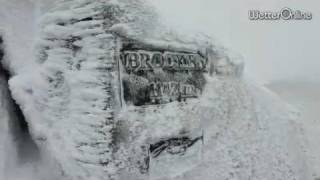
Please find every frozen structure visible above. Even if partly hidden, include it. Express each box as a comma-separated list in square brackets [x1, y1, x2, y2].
[0, 0, 308, 180]
[28, 1, 217, 178]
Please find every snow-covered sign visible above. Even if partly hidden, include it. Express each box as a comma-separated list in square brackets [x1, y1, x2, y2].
[114, 41, 207, 176]
[119, 48, 208, 106]
[120, 51, 207, 71]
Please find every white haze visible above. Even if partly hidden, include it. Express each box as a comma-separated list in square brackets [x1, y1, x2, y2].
[2, 0, 320, 83]
[151, 0, 320, 84]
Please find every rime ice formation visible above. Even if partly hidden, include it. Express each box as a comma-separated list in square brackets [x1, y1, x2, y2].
[0, 0, 309, 180]
[8, 1, 164, 179]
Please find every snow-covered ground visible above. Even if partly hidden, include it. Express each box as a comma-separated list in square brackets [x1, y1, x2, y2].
[268, 81, 320, 180]
[151, 78, 308, 180]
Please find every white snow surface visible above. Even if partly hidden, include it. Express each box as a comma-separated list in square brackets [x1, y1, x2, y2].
[0, 0, 311, 180]
[115, 76, 307, 180]
[162, 77, 305, 180]
[268, 81, 320, 180]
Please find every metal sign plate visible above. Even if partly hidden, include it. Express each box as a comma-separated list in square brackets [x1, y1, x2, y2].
[120, 50, 208, 106]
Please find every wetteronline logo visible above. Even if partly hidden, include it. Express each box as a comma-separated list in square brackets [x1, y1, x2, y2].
[249, 7, 312, 21]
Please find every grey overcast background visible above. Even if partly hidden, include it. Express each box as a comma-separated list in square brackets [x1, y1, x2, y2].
[3, 0, 319, 84]
[151, 0, 320, 84]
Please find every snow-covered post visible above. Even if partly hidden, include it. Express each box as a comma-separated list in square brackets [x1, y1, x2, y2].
[36, 1, 124, 179]
[34, 0, 160, 179]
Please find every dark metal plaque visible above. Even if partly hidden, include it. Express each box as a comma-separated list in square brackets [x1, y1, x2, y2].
[120, 50, 208, 106]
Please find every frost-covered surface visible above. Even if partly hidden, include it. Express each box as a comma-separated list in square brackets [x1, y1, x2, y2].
[268, 81, 320, 180]
[8, 0, 164, 179]
[177, 77, 306, 180]
[115, 100, 203, 177]
[0, 0, 312, 180]
[114, 76, 306, 180]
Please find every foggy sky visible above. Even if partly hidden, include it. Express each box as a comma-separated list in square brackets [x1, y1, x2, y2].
[1, 0, 320, 84]
[151, 0, 320, 84]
